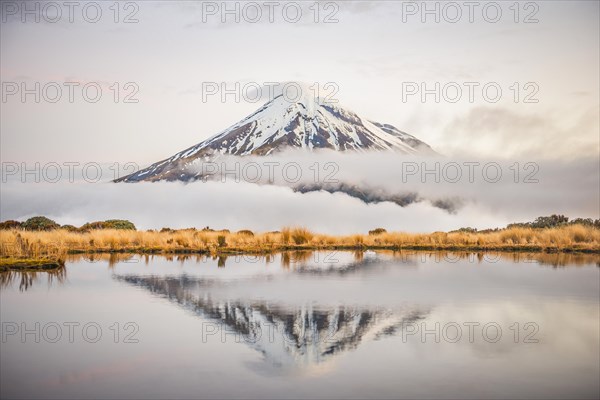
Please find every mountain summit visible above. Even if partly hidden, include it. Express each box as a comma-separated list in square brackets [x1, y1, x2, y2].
[117, 90, 436, 182]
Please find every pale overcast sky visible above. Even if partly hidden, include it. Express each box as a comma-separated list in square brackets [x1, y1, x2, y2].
[1, 0, 599, 164]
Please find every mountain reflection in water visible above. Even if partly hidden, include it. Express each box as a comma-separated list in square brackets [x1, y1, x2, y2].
[108, 249, 599, 371]
[1, 250, 599, 398]
[114, 251, 430, 371]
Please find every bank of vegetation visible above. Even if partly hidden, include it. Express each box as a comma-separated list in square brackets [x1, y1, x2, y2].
[0, 215, 598, 270]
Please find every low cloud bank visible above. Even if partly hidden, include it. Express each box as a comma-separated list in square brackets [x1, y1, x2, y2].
[1, 152, 598, 234]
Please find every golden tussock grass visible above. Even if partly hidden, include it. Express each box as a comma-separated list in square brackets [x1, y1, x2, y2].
[1, 224, 599, 263]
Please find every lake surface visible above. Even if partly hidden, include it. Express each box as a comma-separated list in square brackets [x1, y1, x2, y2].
[1, 251, 599, 399]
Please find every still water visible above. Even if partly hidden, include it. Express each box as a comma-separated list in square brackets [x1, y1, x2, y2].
[1, 251, 599, 399]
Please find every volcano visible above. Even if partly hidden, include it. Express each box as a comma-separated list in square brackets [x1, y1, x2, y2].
[116, 89, 436, 182]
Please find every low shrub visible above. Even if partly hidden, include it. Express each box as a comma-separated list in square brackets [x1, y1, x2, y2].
[450, 227, 478, 234]
[22, 216, 60, 231]
[80, 219, 136, 231]
[0, 220, 22, 230]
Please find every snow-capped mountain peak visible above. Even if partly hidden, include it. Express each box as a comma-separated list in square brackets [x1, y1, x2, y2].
[117, 89, 436, 182]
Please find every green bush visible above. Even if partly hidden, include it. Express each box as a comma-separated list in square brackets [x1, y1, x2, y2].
[507, 215, 571, 230]
[506, 223, 529, 229]
[217, 235, 227, 248]
[0, 220, 22, 230]
[103, 219, 136, 230]
[530, 215, 569, 229]
[236, 230, 254, 236]
[368, 228, 387, 235]
[22, 216, 60, 231]
[80, 219, 136, 231]
[450, 227, 478, 233]
[569, 218, 600, 228]
[79, 221, 105, 231]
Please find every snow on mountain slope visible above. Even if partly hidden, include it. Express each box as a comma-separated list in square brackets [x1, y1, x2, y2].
[116, 92, 436, 182]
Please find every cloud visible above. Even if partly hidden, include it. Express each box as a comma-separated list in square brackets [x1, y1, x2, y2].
[439, 106, 600, 159]
[1, 151, 598, 233]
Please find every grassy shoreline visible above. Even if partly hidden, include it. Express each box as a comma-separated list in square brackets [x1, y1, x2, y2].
[0, 258, 64, 272]
[1, 224, 599, 268]
[60, 243, 600, 255]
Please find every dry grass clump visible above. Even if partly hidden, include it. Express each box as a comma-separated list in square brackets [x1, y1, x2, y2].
[289, 227, 313, 245]
[281, 227, 291, 244]
[0, 231, 67, 260]
[0, 224, 598, 260]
